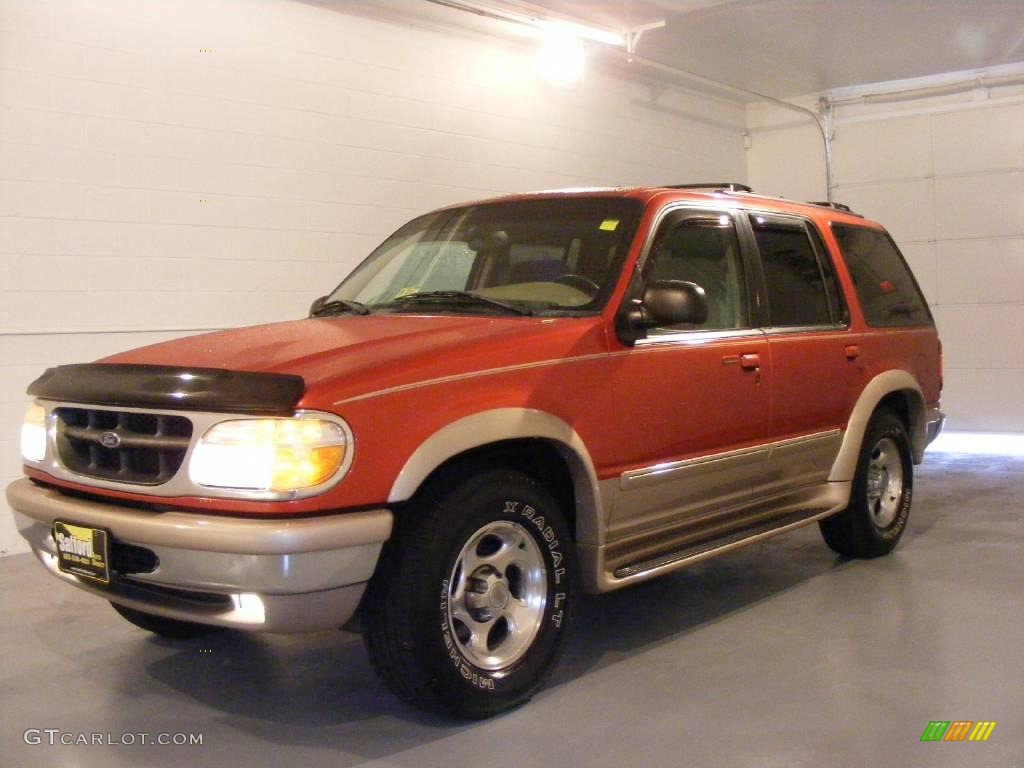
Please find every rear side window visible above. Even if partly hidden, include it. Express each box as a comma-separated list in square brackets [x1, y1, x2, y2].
[751, 216, 841, 327]
[832, 224, 932, 327]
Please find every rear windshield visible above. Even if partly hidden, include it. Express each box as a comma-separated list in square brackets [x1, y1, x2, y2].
[832, 224, 932, 327]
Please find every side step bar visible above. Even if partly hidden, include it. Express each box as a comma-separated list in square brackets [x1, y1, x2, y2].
[613, 508, 830, 580]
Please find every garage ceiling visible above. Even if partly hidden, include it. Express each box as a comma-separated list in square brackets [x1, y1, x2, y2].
[403, 0, 1024, 98]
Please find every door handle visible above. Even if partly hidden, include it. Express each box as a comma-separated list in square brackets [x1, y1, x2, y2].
[740, 353, 761, 370]
[845, 345, 861, 360]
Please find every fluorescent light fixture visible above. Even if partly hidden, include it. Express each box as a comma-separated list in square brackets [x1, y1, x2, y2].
[928, 431, 1024, 457]
[535, 25, 585, 85]
[429, 1, 626, 47]
[426, 1, 662, 85]
[540, 19, 623, 47]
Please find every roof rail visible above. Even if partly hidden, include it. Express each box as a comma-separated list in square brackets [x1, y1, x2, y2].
[808, 201, 863, 217]
[663, 182, 753, 193]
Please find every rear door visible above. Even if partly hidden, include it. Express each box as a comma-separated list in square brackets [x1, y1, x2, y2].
[745, 212, 858, 495]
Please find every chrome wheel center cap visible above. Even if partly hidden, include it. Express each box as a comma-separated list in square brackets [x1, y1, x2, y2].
[489, 581, 510, 611]
[868, 468, 885, 496]
[466, 569, 508, 620]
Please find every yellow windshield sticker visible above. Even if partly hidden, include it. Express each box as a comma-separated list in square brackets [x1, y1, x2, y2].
[599, 218, 619, 232]
[396, 287, 419, 298]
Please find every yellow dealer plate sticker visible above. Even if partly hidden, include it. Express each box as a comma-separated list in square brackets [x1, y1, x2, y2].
[599, 218, 619, 232]
[53, 521, 110, 584]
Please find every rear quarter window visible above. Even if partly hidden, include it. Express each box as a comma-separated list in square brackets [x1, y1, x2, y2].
[832, 224, 932, 327]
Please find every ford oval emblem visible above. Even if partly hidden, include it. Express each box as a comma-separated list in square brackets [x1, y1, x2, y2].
[99, 431, 121, 449]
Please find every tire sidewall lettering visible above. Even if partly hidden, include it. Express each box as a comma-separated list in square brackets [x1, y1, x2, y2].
[873, 427, 913, 540]
[437, 495, 570, 695]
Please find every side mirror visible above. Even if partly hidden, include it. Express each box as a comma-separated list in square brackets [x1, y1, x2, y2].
[309, 296, 328, 317]
[630, 280, 708, 328]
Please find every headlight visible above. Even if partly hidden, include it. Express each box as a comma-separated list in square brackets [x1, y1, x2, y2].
[189, 415, 350, 493]
[21, 403, 47, 462]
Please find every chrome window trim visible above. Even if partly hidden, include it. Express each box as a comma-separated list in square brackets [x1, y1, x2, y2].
[634, 328, 765, 347]
[761, 323, 849, 336]
[25, 399, 354, 502]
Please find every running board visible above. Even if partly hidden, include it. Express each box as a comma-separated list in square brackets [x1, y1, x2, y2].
[613, 508, 829, 580]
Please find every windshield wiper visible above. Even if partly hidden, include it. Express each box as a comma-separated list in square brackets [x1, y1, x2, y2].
[310, 299, 371, 317]
[389, 291, 532, 316]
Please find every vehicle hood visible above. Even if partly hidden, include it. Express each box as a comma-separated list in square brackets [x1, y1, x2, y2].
[100, 314, 608, 407]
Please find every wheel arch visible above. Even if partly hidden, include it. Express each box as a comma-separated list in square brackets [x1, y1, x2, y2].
[388, 408, 604, 547]
[829, 370, 928, 482]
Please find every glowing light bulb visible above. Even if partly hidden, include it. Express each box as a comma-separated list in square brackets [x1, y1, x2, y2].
[535, 26, 584, 86]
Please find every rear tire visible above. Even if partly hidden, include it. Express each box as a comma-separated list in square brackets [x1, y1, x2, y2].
[110, 602, 219, 639]
[820, 409, 914, 558]
[363, 469, 575, 719]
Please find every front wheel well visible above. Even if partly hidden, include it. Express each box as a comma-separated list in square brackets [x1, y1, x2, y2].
[405, 439, 578, 541]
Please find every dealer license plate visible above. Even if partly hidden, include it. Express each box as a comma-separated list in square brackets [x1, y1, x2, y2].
[53, 521, 110, 584]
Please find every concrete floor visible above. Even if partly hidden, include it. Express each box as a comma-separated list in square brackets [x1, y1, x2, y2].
[2, 450, 1022, 768]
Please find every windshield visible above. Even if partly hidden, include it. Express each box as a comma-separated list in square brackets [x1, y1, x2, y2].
[325, 197, 642, 315]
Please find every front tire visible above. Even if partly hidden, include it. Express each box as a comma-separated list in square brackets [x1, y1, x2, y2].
[820, 409, 914, 558]
[363, 469, 575, 719]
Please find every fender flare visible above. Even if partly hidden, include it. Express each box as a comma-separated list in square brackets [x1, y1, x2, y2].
[829, 370, 927, 482]
[387, 408, 606, 546]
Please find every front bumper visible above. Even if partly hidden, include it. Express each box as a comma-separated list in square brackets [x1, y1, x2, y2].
[7, 478, 392, 633]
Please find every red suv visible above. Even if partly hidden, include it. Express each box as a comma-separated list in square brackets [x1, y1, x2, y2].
[10, 183, 943, 718]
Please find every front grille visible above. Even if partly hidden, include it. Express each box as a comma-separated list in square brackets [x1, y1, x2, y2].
[54, 407, 193, 485]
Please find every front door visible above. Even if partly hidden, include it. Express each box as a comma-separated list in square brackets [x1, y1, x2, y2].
[607, 207, 770, 566]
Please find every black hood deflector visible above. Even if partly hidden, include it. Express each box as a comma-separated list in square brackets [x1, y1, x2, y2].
[28, 364, 305, 416]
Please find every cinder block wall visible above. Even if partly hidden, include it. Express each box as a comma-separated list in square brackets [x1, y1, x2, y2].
[0, 0, 747, 554]
[747, 79, 1024, 432]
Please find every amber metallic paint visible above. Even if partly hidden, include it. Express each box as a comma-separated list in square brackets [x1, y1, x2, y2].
[19, 189, 941, 569]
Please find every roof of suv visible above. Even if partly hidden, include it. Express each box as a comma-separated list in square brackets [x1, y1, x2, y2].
[460, 184, 881, 230]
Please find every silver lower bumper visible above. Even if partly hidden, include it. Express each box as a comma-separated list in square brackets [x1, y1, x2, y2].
[8, 478, 392, 633]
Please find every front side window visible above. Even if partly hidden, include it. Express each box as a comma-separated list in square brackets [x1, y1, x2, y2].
[752, 215, 841, 327]
[832, 224, 932, 327]
[642, 211, 749, 332]
[326, 198, 642, 316]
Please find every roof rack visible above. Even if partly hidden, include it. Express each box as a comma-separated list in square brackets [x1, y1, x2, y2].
[808, 201, 863, 217]
[663, 183, 753, 193]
